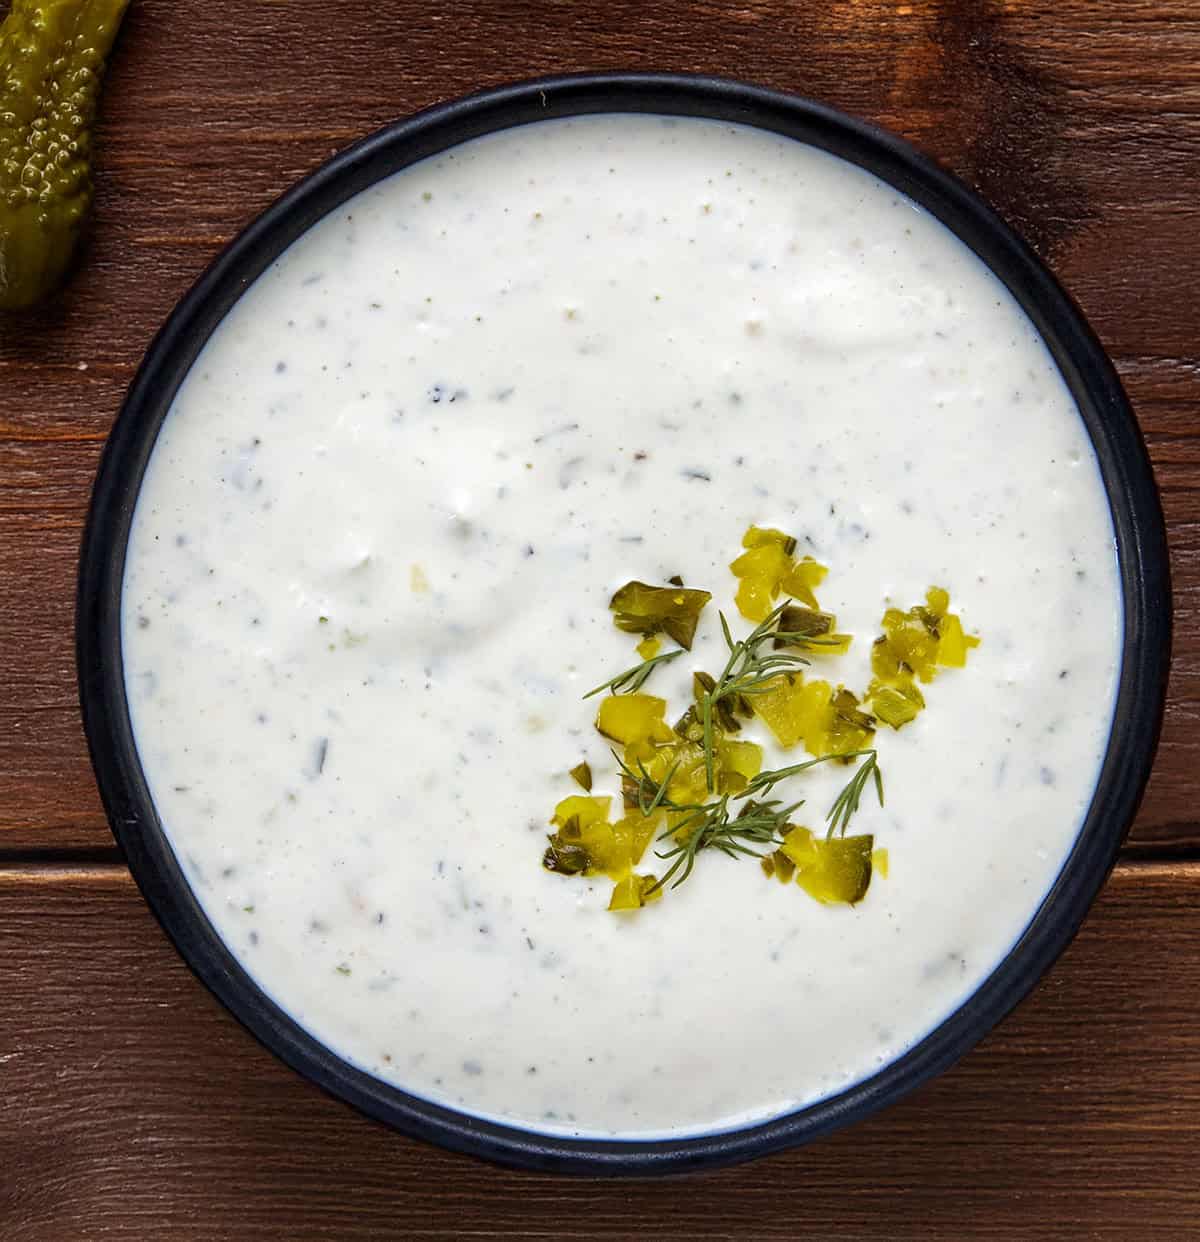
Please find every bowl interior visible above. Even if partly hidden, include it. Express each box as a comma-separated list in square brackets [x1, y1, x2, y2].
[76, 72, 1170, 1175]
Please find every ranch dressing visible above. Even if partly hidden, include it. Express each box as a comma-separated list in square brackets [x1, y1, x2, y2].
[121, 115, 1121, 1138]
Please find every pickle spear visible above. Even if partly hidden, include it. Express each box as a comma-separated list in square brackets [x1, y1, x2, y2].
[0, 0, 130, 310]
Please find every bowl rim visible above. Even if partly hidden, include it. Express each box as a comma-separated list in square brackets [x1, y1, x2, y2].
[76, 71, 1171, 1176]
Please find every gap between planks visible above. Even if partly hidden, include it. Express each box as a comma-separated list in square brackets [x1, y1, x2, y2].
[0, 855, 1196, 884]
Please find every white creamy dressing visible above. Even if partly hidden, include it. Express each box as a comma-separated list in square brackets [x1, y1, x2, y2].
[121, 115, 1121, 1139]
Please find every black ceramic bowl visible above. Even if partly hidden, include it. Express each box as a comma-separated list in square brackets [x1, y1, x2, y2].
[77, 73, 1170, 1175]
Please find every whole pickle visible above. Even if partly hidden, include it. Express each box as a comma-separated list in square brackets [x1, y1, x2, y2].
[0, 0, 129, 310]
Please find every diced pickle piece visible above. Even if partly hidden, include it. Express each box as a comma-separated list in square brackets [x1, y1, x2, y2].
[935, 611, 980, 668]
[613, 810, 663, 866]
[730, 526, 829, 620]
[543, 839, 591, 875]
[925, 586, 951, 617]
[868, 679, 924, 729]
[730, 543, 793, 622]
[552, 795, 611, 831]
[640, 739, 709, 806]
[872, 609, 939, 683]
[672, 704, 705, 743]
[715, 737, 764, 793]
[751, 675, 874, 757]
[734, 574, 778, 623]
[730, 543, 793, 581]
[632, 733, 762, 807]
[608, 873, 664, 911]
[609, 580, 712, 650]
[873, 586, 979, 685]
[545, 795, 660, 882]
[596, 693, 675, 748]
[759, 847, 796, 884]
[780, 826, 875, 905]
[742, 525, 798, 554]
[776, 604, 834, 638]
[779, 557, 827, 610]
[871, 847, 889, 879]
[581, 827, 626, 876]
[814, 632, 853, 655]
[775, 604, 852, 655]
[569, 761, 593, 791]
[545, 796, 620, 876]
[635, 635, 662, 660]
[751, 673, 828, 750]
[868, 586, 979, 729]
[826, 688, 876, 756]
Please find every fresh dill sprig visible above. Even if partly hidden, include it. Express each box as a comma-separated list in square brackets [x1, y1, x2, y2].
[745, 748, 883, 837]
[825, 748, 884, 838]
[742, 749, 877, 799]
[650, 795, 804, 892]
[615, 750, 797, 890]
[614, 747, 883, 892]
[698, 603, 817, 790]
[613, 750, 682, 816]
[582, 648, 684, 699]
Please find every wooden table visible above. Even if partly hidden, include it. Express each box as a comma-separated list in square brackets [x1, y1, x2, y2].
[3, 2, 1198, 1237]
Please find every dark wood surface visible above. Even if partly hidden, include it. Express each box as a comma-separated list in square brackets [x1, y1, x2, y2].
[2, 863, 1198, 1241]
[1, 0, 1197, 1236]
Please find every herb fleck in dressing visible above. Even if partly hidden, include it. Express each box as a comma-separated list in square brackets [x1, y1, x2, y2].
[121, 116, 1120, 1139]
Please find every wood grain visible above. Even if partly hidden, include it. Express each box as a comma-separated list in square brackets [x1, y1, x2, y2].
[1, 1, 1198, 1233]
[1, 861, 1196, 1240]
[1, 0, 1197, 853]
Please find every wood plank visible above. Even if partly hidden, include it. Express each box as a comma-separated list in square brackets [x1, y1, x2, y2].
[0, 861, 1196, 1239]
[2, 1, 1199, 1237]
[0, 7, 1196, 846]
